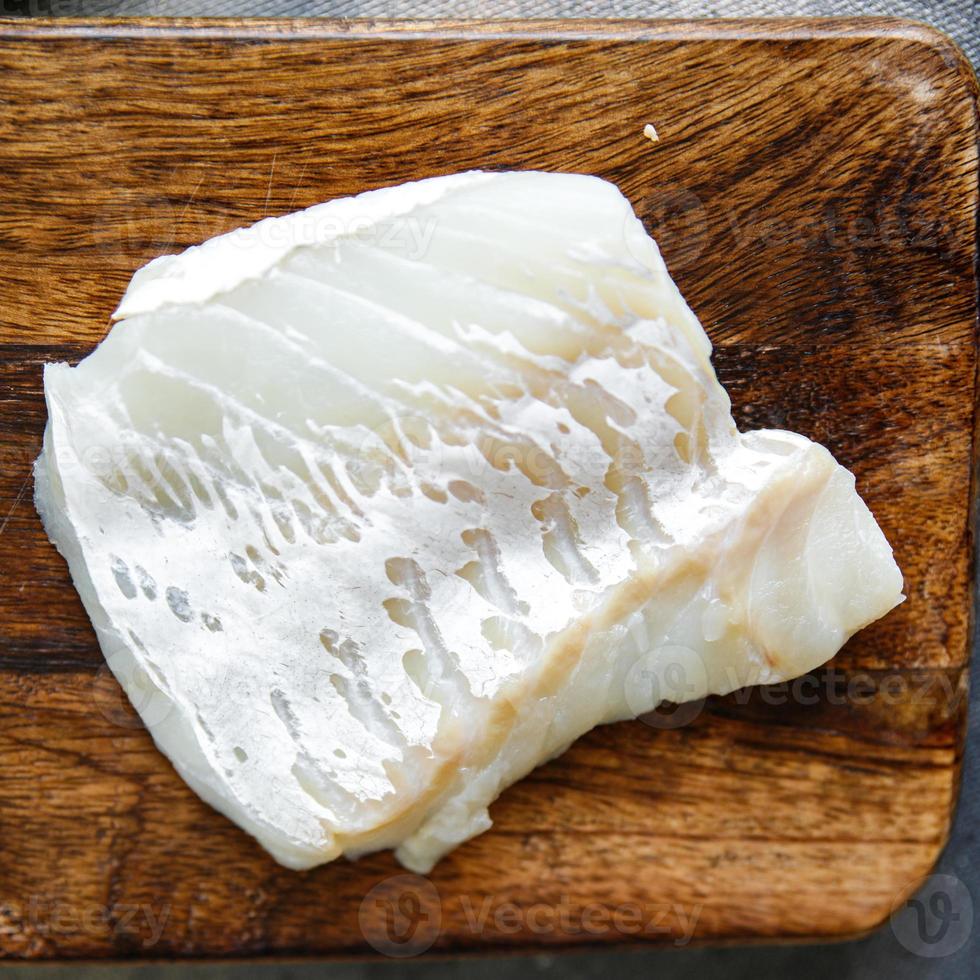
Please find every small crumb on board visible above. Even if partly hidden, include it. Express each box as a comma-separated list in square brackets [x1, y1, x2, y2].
[643, 123, 660, 143]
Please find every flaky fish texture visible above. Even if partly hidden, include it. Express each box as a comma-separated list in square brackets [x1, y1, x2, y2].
[35, 171, 903, 872]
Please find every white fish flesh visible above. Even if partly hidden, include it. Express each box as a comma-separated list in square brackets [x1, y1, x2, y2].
[34, 171, 903, 872]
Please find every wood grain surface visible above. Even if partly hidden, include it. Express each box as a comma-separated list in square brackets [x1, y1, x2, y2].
[0, 17, 976, 961]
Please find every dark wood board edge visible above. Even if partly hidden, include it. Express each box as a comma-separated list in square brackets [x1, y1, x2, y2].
[958, 0, 980, 921]
[0, 15, 967, 63]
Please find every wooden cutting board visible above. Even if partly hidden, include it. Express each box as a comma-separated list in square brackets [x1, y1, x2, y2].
[0, 17, 976, 961]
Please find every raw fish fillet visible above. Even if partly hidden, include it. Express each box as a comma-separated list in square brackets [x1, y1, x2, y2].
[35, 171, 903, 872]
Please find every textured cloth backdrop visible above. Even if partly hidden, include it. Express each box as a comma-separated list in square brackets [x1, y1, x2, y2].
[5, 4, 979, 980]
[7, 0, 979, 66]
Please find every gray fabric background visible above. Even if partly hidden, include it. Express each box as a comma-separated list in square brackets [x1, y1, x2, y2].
[2, 2, 978, 978]
[4, 0, 979, 66]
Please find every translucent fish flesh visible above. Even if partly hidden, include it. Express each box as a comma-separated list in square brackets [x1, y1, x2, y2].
[34, 171, 903, 872]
